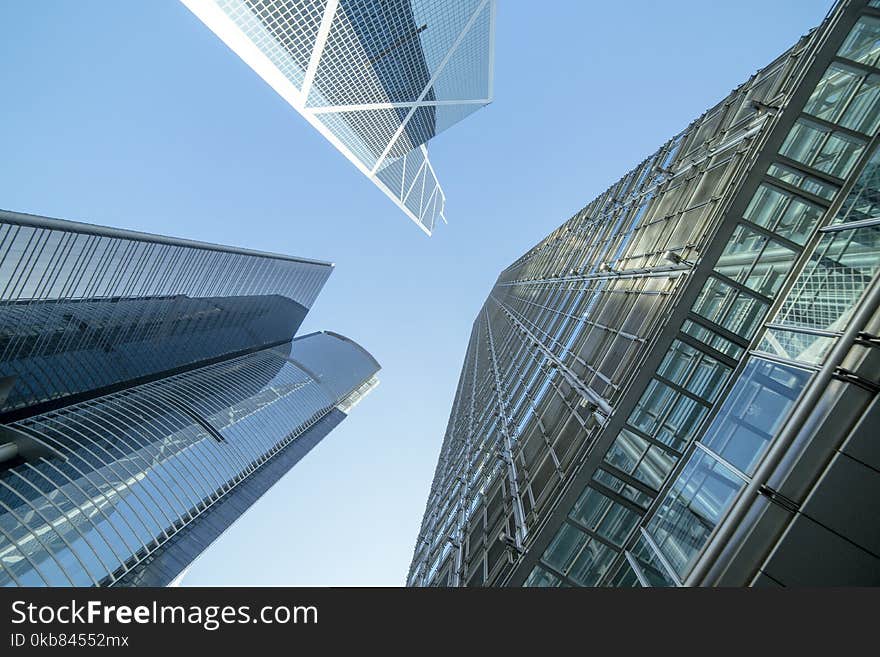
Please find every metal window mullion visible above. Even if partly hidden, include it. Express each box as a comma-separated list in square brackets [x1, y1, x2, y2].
[0, 497, 58, 586]
[123, 393, 218, 511]
[370, 0, 490, 173]
[17, 425, 152, 559]
[133, 390, 234, 503]
[39, 418, 168, 547]
[12, 466, 117, 582]
[493, 295, 614, 417]
[66, 410, 179, 537]
[6, 228, 43, 300]
[78, 400, 197, 525]
[169, 369, 263, 480]
[0, 478, 99, 586]
[483, 312, 528, 550]
[638, 526, 683, 586]
[164, 381, 253, 481]
[38, 457, 139, 567]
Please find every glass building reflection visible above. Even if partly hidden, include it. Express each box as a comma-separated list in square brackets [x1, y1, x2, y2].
[0, 209, 379, 586]
[409, 0, 880, 587]
[182, 0, 496, 234]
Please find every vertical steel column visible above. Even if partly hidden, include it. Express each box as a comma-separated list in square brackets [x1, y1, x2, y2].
[483, 311, 527, 550]
[490, 294, 614, 417]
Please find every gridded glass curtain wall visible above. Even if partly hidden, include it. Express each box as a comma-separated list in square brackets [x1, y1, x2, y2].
[408, 0, 880, 588]
[0, 210, 380, 587]
[181, 0, 496, 235]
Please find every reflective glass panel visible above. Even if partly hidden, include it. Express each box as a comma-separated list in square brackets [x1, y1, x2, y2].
[523, 565, 562, 587]
[838, 16, 880, 68]
[647, 451, 744, 578]
[701, 358, 811, 474]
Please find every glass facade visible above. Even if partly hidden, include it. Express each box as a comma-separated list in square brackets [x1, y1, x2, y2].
[409, 0, 880, 587]
[0, 211, 380, 587]
[0, 209, 330, 417]
[183, 0, 496, 234]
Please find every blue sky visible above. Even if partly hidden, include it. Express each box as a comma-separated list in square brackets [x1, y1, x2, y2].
[0, 0, 832, 585]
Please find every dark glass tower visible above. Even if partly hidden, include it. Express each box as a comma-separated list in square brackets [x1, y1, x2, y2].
[0, 209, 380, 586]
[409, 0, 880, 587]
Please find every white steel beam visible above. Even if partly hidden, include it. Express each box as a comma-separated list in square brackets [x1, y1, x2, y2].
[310, 98, 490, 114]
[300, 0, 339, 102]
[402, 157, 428, 204]
[370, 0, 490, 174]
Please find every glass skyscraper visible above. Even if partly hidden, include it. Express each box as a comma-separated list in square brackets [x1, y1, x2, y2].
[408, 0, 880, 587]
[0, 208, 379, 587]
[181, 0, 496, 235]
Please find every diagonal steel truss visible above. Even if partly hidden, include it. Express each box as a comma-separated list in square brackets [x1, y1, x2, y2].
[181, 0, 496, 235]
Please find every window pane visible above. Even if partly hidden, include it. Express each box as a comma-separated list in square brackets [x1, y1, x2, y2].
[744, 183, 824, 244]
[715, 224, 798, 296]
[631, 534, 677, 587]
[681, 319, 745, 360]
[657, 340, 699, 387]
[605, 428, 649, 474]
[593, 468, 652, 509]
[838, 16, 880, 68]
[630, 379, 676, 436]
[801, 61, 880, 135]
[656, 395, 708, 452]
[816, 131, 865, 178]
[656, 339, 733, 403]
[840, 72, 880, 135]
[746, 241, 798, 297]
[647, 451, 745, 578]
[834, 145, 880, 225]
[692, 277, 769, 339]
[701, 358, 811, 473]
[634, 445, 677, 490]
[804, 63, 861, 124]
[686, 350, 732, 402]
[607, 560, 642, 587]
[780, 119, 827, 165]
[772, 226, 880, 334]
[569, 486, 612, 532]
[766, 163, 838, 200]
[779, 119, 865, 179]
[757, 328, 836, 365]
[542, 522, 586, 573]
[569, 485, 640, 547]
[568, 539, 616, 586]
[523, 565, 562, 587]
[715, 224, 768, 287]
